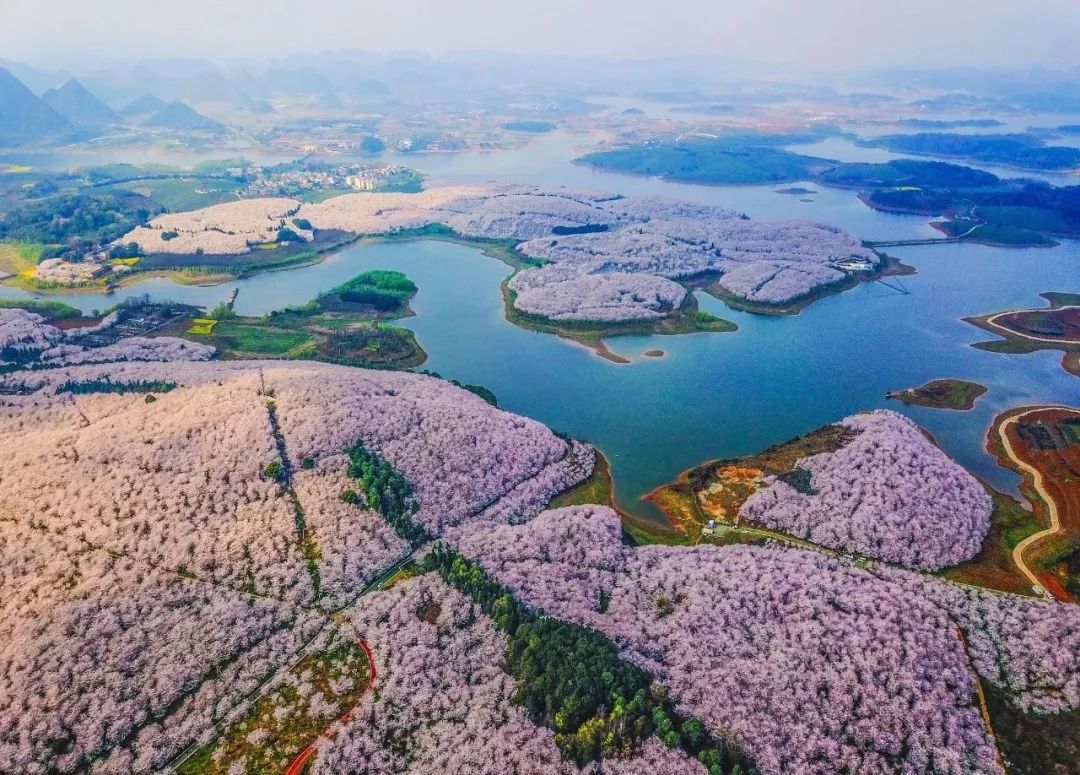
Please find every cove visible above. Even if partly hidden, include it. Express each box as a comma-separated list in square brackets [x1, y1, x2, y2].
[34, 233, 1065, 526]
[330, 238, 1078, 525]
[1, 130, 1077, 525]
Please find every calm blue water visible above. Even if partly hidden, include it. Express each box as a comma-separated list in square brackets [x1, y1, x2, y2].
[2, 131, 1077, 522]
[294, 239, 1078, 522]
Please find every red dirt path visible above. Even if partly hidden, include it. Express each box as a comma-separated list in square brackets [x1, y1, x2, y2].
[283, 638, 376, 775]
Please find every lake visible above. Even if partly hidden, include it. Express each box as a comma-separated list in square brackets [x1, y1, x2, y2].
[2, 130, 1077, 522]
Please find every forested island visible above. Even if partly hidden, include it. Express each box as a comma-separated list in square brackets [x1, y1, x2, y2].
[579, 136, 1080, 247]
[859, 132, 1080, 171]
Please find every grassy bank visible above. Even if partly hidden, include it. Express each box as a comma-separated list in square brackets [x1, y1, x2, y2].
[0, 242, 47, 277]
[169, 269, 427, 370]
[547, 448, 615, 510]
[966, 292, 1080, 379]
[886, 379, 988, 411]
[0, 298, 82, 319]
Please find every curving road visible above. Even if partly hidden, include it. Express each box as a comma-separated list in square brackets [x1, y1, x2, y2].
[982, 306, 1080, 345]
[997, 406, 1076, 597]
[283, 638, 377, 775]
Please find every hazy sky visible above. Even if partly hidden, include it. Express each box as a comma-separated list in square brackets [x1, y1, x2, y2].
[4, 0, 1079, 70]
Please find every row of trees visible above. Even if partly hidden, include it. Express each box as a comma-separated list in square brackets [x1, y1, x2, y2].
[346, 440, 431, 546]
[447, 505, 1018, 774]
[56, 377, 176, 395]
[422, 545, 753, 774]
[312, 573, 711, 775]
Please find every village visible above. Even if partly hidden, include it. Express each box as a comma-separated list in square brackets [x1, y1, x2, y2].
[240, 162, 420, 198]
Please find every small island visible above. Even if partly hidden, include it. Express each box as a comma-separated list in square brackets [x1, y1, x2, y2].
[966, 292, 1080, 377]
[886, 379, 988, 411]
[504, 288, 735, 363]
[1066, 352, 1080, 378]
[775, 186, 818, 196]
[643, 349, 665, 358]
[501, 120, 557, 133]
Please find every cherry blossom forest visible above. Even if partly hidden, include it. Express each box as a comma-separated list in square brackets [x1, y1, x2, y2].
[0, 311, 1077, 775]
[118, 185, 879, 319]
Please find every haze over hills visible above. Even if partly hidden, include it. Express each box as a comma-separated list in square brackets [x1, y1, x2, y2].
[0, 63, 233, 146]
[141, 100, 226, 133]
[2, 1, 1080, 771]
[0, 58, 73, 94]
[118, 92, 168, 118]
[41, 78, 122, 127]
[0, 66, 75, 147]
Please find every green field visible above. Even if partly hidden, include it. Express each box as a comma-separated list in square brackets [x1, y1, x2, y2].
[173, 269, 427, 369]
[578, 138, 830, 185]
[125, 177, 244, 211]
[204, 321, 315, 356]
[0, 242, 46, 276]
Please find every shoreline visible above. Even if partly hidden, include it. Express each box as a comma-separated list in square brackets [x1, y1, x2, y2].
[701, 253, 916, 317]
[965, 293, 1080, 377]
[886, 378, 988, 411]
[979, 405, 1080, 601]
[5, 224, 911, 355]
[545, 448, 690, 545]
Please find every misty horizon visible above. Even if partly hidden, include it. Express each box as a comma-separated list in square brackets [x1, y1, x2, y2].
[4, 0, 1080, 72]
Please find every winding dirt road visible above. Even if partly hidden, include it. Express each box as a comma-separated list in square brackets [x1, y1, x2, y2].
[996, 406, 1076, 597]
[283, 638, 377, 775]
[982, 306, 1080, 345]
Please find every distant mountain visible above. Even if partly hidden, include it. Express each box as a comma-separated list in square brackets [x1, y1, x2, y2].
[254, 66, 336, 97]
[41, 79, 121, 126]
[119, 93, 168, 118]
[0, 67, 75, 147]
[80, 59, 250, 105]
[142, 100, 226, 133]
[0, 59, 74, 94]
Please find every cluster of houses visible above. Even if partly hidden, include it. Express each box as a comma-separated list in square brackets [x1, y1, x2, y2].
[833, 257, 876, 273]
[242, 164, 413, 197]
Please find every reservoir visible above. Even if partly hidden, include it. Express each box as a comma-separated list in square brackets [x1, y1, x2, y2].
[2, 130, 1077, 522]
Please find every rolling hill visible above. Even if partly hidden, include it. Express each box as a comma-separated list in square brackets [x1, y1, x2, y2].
[41, 79, 122, 127]
[119, 92, 168, 118]
[141, 100, 226, 133]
